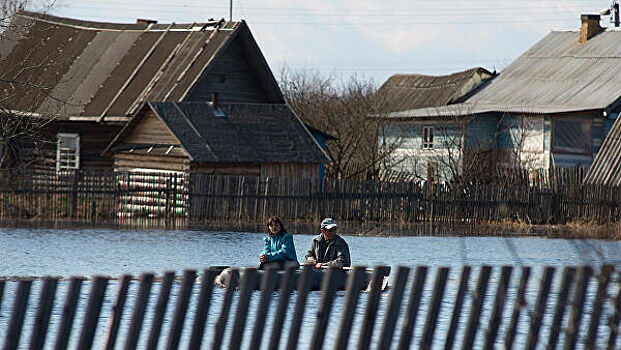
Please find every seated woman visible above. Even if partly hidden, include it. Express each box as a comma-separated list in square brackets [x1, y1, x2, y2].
[259, 216, 299, 269]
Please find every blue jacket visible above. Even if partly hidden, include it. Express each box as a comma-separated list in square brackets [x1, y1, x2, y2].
[261, 232, 299, 266]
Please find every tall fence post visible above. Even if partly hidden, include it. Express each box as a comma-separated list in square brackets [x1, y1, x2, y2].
[483, 266, 512, 350]
[444, 266, 471, 350]
[165, 269, 196, 350]
[104, 275, 132, 350]
[504, 266, 531, 349]
[188, 268, 218, 350]
[29, 277, 59, 350]
[146, 271, 175, 350]
[547, 266, 576, 350]
[462, 265, 492, 350]
[377, 266, 410, 350]
[334, 266, 367, 350]
[421, 267, 450, 350]
[585, 264, 614, 349]
[77, 276, 109, 350]
[268, 264, 297, 350]
[525, 266, 555, 350]
[564, 266, 593, 350]
[397, 266, 428, 350]
[357, 266, 391, 350]
[286, 264, 314, 350]
[124, 273, 154, 350]
[310, 267, 341, 350]
[54, 277, 85, 350]
[4, 280, 33, 350]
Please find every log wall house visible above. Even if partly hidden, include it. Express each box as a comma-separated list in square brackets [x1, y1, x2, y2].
[0, 11, 326, 177]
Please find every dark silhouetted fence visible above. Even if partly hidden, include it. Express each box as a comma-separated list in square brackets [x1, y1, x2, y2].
[0, 264, 619, 349]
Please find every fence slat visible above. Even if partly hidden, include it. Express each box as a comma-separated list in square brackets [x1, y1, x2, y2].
[504, 266, 531, 350]
[286, 264, 314, 350]
[357, 266, 391, 350]
[483, 265, 512, 350]
[77, 276, 109, 350]
[3, 280, 32, 350]
[378, 266, 410, 350]
[268, 264, 297, 350]
[461, 265, 492, 350]
[0, 280, 4, 315]
[547, 266, 576, 350]
[165, 269, 196, 350]
[249, 267, 279, 350]
[608, 273, 621, 350]
[310, 267, 342, 350]
[444, 266, 471, 350]
[146, 271, 175, 350]
[188, 268, 218, 350]
[564, 266, 594, 350]
[29, 277, 59, 350]
[397, 266, 428, 350]
[211, 269, 239, 350]
[585, 264, 614, 349]
[104, 275, 132, 350]
[525, 266, 555, 350]
[54, 277, 85, 350]
[421, 267, 450, 350]
[229, 268, 259, 349]
[334, 266, 368, 350]
[124, 273, 154, 350]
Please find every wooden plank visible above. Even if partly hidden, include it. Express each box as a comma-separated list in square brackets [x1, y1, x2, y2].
[334, 266, 367, 350]
[0, 280, 4, 315]
[249, 267, 279, 350]
[267, 263, 297, 350]
[608, 272, 621, 350]
[397, 266, 428, 350]
[504, 266, 531, 350]
[103, 275, 132, 350]
[4, 280, 32, 350]
[444, 266, 471, 350]
[188, 268, 218, 350]
[525, 266, 555, 350]
[229, 268, 259, 349]
[421, 267, 450, 350]
[124, 273, 154, 350]
[377, 266, 410, 350]
[54, 277, 85, 350]
[483, 266, 512, 350]
[461, 265, 492, 350]
[564, 266, 593, 350]
[146, 271, 175, 350]
[356, 266, 391, 350]
[286, 264, 314, 350]
[77, 276, 109, 350]
[211, 269, 239, 350]
[165, 269, 197, 350]
[547, 266, 576, 350]
[310, 267, 341, 350]
[585, 264, 614, 349]
[29, 277, 59, 350]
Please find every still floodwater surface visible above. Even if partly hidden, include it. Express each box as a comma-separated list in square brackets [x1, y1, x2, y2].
[0, 227, 620, 349]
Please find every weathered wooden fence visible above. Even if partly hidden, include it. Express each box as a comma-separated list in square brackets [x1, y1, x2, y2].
[0, 264, 619, 349]
[0, 169, 619, 225]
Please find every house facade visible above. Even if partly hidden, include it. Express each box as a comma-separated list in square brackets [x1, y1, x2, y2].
[376, 68, 495, 181]
[0, 11, 327, 178]
[382, 15, 621, 183]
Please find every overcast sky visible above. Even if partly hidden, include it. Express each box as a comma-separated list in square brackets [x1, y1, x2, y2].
[44, 0, 616, 87]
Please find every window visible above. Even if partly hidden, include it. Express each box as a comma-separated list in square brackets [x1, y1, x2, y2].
[56, 133, 80, 172]
[551, 118, 591, 154]
[422, 126, 434, 149]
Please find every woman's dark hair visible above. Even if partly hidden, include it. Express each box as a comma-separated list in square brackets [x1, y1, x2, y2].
[266, 216, 286, 235]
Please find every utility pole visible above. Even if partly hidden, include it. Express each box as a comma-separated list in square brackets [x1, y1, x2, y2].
[614, 1, 620, 27]
[230, 0, 233, 21]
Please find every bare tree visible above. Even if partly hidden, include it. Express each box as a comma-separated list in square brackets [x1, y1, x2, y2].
[280, 68, 403, 180]
[0, 1, 58, 169]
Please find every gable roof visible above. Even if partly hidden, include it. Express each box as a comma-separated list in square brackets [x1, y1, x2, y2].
[108, 102, 329, 163]
[376, 67, 494, 113]
[0, 11, 283, 121]
[388, 29, 621, 119]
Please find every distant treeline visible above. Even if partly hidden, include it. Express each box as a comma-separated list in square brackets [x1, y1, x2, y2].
[0, 168, 618, 227]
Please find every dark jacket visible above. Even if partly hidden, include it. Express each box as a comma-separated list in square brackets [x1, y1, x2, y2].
[304, 234, 351, 268]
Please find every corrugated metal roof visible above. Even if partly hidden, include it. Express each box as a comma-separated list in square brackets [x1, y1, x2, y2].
[388, 29, 621, 119]
[376, 67, 494, 112]
[0, 11, 237, 120]
[139, 102, 329, 163]
[585, 116, 621, 186]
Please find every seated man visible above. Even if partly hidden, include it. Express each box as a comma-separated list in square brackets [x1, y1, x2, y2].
[305, 218, 351, 269]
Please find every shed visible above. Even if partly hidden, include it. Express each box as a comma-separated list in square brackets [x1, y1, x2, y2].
[104, 102, 328, 178]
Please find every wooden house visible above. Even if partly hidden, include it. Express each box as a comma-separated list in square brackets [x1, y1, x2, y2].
[104, 101, 327, 178]
[381, 14, 621, 183]
[375, 68, 495, 181]
[0, 11, 326, 177]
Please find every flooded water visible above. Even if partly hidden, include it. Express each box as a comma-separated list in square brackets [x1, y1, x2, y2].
[0, 227, 620, 349]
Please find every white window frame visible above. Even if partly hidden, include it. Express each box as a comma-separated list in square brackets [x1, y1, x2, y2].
[422, 126, 434, 149]
[56, 133, 80, 172]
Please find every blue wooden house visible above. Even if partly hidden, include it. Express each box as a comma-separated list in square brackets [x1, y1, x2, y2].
[381, 14, 621, 183]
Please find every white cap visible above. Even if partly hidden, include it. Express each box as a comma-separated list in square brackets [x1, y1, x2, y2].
[321, 218, 337, 229]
